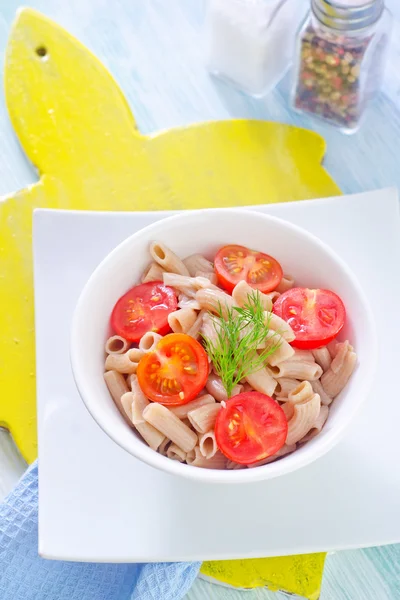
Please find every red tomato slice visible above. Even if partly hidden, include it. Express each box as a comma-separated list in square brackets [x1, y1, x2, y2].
[273, 287, 346, 350]
[137, 333, 209, 405]
[214, 244, 283, 293]
[111, 282, 177, 343]
[215, 392, 288, 465]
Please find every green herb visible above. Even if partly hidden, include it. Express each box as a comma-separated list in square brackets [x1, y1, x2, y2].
[201, 292, 281, 398]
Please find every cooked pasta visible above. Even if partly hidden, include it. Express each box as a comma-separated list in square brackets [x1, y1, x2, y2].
[232, 280, 273, 311]
[141, 261, 166, 283]
[170, 393, 215, 419]
[269, 360, 323, 381]
[168, 308, 198, 334]
[105, 348, 144, 374]
[183, 254, 214, 277]
[187, 403, 221, 434]
[286, 393, 321, 445]
[139, 332, 163, 353]
[105, 335, 129, 355]
[312, 346, 332, 372]
[143, 403, 198, 453]
[150, 241, 190, 276]
[104, 240, 357, 470]
[276, 274, 295, 293]
[321, 345, 357, 397]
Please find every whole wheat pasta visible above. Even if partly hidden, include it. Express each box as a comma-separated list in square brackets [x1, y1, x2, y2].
[139, 332, 163, 353]
[226, 460, 246, 470]
[263, 332, 295, 366]
[105, 348, 144, 374]
[232, 280, 273, 311]
[321, 348, 357, 397]
[141, 261, 166, 283]
[187, 403, 221, 434]
[275, 377, 300, 398]
[201, 312, 222, 347]
[195, 270, 218, 285]
[288, 380, 314, 404]
[143, 403, 198, 453]
[311, 378, 333, 406]
[120, 392, 134, 421]
[264, 311, 295, 342]
[265, 291, 281, 303]
[269, 360, 323, 381]
[312, 347, 332, 372]
[189, 447, 227, 469]
[135, 421, 166, 451]
[245, 365, 277, 397]
[105, 335, 129, 355]
[104, 370, 131, 425]
[163, 273, 219, 295]
[292, 349, 315, 363]
[177, 293, 201, 311]
[183, 254, 214, 277]
[150, 241, 190, 276]
[327, 339, 338, 358]
[158, 438, 171, 456]
[281, 401, 294, 420]
[276, 274, 295, 294]
[198, 430, 218, 458]
[331, 340, 351, 373]
[286, 393, 321, 445]
[186, 309, 206, 339]
[196, 288, 237, 320]
[206, 373, 243, 402]
[168, 308, 198, 334]
[301, 406, 329, 442]
[170, 393, 215, 419]
[166, 443, 187, 462]
[248, 443, 297, 467]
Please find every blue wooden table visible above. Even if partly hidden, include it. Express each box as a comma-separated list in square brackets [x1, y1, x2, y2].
[0, 1, 399, 599]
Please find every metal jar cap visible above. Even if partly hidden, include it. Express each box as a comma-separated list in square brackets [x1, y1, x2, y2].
[311, 0, 384, 31]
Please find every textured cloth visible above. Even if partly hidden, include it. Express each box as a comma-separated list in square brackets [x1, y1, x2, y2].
[0, 461, 200, 600]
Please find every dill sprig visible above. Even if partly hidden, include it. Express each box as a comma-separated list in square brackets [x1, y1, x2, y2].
[201, 292, 281, 398]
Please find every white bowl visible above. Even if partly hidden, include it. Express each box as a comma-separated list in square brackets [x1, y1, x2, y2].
[71, 209, 376, 484]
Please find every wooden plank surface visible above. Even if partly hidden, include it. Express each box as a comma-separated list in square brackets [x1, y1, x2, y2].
[0, 1, 399, 599]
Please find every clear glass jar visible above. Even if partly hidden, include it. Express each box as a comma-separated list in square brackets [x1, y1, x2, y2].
[205, 0, 308, 97]
[292, 0, 392, 133]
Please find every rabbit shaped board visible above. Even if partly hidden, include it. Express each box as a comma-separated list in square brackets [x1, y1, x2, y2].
[0, 8, 340, 464]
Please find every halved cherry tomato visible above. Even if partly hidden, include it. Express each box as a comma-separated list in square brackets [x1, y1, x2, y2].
[215, 392, 288, 465]
[214, 244, 283, 293]
[111, 282, 177, 343]
[137, 333, 209, 405]
[273, 287, 346, 350]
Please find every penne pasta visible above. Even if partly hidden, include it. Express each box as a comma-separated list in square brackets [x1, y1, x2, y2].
[120, 391, 134, 421]
[292, 349, 315, 363]
[206, 373, 242, 402]
[226, 460, 246, 470]
[188, 447, 227, 469]
[276, 274, 295, 294]
[195, 270, 218, 285]
[187, 403, 221, 434]
[166, 443, 187, 462]
[245, 365, 277, 397]
[311, 378, 333, 406]
[200, 312, 221, 347]
[286, 393, 321, 445]
[139, 332, 163, 353]
[135, 420, 166, 451]
[183, 254, 214, 277]
[105, 348, 144, 374]
[158, 438, 171, 456]
[196, 288, 237, 320]
[141, 261, 166, 283]
[269, 360, 323, 381]
[281, 401, 295, 420]
[312, 346, 332, 372]
[288, 380, 314, 404]
[232, 280, 273, 311]
[331, 340, 351, 374]
[186, 309, 205, 339]
[275, 377, 301, 398]
[301, 406, 329, 442]
[198, 430, 218, 458]
[263, 332, 295, 366]
[170, 393, 215, 419]
[143, 403, 198, 453]
[163, 273, 219, 296]
[168, 308, 198, 334]
[105, 335, 129, 355]
[264, 311, 295, 342]
[150, 241, 190, 276]
[321, 348, 357, 398]
[103, 370, 131, 425]
[177, 293, 201, 311]
[247, 443, 297, 467]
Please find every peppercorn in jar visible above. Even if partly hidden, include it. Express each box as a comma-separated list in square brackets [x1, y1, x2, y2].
[292, 0, 392, 133]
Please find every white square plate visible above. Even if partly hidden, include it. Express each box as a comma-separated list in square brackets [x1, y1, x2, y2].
[34, 189, 400, 562]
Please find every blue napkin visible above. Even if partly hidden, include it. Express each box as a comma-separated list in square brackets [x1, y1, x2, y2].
[0, 461, 200, 600]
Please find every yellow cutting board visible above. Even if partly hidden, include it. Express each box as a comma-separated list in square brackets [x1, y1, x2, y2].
[0, 8, 340, 597]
